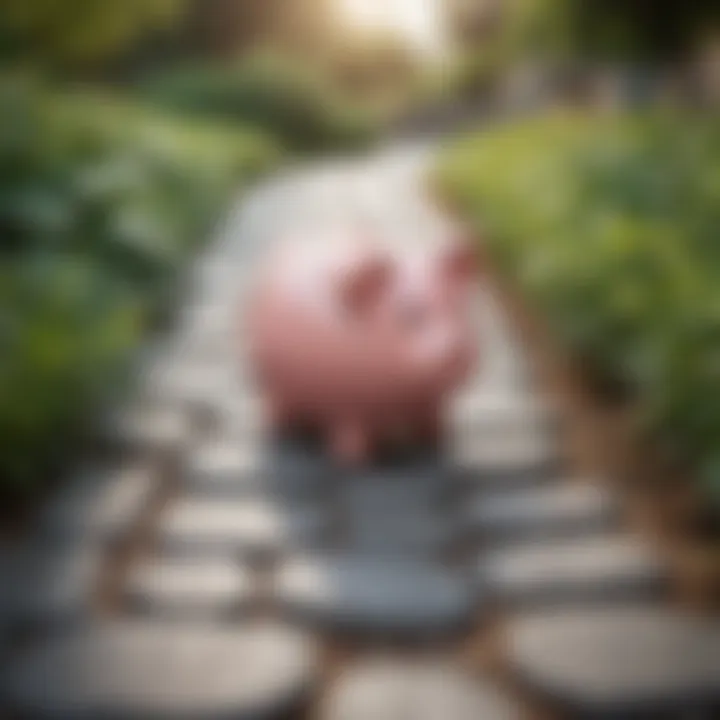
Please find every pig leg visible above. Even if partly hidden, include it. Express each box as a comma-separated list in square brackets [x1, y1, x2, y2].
[415, 407, 445, 448]
[329, 421, 369, 465]
[265, 396, 296, 434]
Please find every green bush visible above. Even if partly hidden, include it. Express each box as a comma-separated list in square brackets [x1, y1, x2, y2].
[436, 111, 720, 502]
[0, 80, 280, 497]
[0, 257, 141, 492]
[0, 0, 187, 68]
[139, 53, 379, 153]
[443, 47, 508, 101]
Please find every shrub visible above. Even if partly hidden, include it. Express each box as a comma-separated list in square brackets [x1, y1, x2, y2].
[139, 53, 379, 153]
[0, 0, 187, 68]
[0, 80, 280, 498]
[436, 111, 720, 502]
[0, 257, 142, 492]
[443, 48, 507, 101]
[1, 82, 278, 301]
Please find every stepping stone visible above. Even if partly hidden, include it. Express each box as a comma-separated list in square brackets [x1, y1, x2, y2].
[3, 539, 100, 628]
[4, 622, 318, 719]
[507, 606, 720, 716]
[275, 555, 474, 636]
[124, 557, 255, 618]
[104, 403, 190, 457]
[179, 299, 235, 331]
[452, 391, 557, 439]
[193, 432, 339, 499]
[219, 396, 264, 438]
[343, 511, 455, 557]
[168, 330, 234, 371]
[454, 432, 560, 488]
[146, 357, 239, 412]
[322, 659, 522, 719]
[184, 441, 262, 498]
[182, 436, 331, 503]
[177, 302, 235, 343]
[339, 464, 450, 515]
[263, 439, 335, 500]
[483, 535, 669, 605]
[40, 463, 156, 544]
[467, 482, 618, 544]
[159, 499, 327, 559]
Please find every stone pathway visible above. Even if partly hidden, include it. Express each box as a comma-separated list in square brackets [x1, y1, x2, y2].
[2, 143, 719, 718]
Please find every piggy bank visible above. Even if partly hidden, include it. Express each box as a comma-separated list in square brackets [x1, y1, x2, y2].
[245, 233, 478, 465]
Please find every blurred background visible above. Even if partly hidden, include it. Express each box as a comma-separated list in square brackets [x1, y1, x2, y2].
[1, 0, 720, 520]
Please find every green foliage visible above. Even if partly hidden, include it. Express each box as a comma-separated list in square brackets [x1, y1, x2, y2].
[0, 0, 187, 68]
[139, 52, 379, 153]
[436, 112, 720, 502]
[446, 0, 720, 91]
[444, 48, 508, 100]
[0, 258, 141, 490]
[0, 81, 279, 496]
[548, 0, 720, 62]
[443, 0, 573, 101]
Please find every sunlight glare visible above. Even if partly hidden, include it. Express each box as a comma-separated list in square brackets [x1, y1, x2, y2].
[337, 0, 445, 56]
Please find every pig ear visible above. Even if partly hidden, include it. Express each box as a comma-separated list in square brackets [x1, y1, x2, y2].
[339, 255, 392, 315]
[439, 240, 479, 285]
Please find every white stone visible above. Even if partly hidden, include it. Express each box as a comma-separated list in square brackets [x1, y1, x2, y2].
[275, 555, 474, 635]
[5, 622, 318, 719]
[159, 499, 326, 559]
[322, 660, 522, 720]
[125, 558, 255, 617]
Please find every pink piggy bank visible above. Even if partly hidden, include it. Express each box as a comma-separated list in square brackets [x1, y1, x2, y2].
[245, 233, 479, 465]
